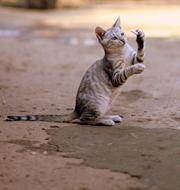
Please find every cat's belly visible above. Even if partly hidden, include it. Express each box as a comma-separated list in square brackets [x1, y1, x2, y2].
[75, 61, 115, 116]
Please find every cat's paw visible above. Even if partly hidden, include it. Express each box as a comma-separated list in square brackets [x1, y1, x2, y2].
[131, 29, 144, 39]
[109, 115, 122, 123]
[137, 29, 144, 37]
[135, 29, 145, 49]
[132, 63, 145, 74]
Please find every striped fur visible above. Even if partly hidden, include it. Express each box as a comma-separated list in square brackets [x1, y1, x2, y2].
[6, 112, 78, 122]
[6, 17, 145, 126]
[134, 29, 145, 63]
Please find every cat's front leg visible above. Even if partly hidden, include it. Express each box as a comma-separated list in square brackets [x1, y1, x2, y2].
[132, 29, 145, 64]
[112, 63, 145, 87]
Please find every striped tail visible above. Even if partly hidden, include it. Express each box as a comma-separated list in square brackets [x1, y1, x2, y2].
[6, 112, 78, 123]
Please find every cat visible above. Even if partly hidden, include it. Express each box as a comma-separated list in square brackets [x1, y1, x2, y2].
[6, 17, 145, 126]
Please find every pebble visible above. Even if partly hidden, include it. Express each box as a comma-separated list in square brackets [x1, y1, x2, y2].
[43, 151, 48, 155]
[50, 125, 59, 129]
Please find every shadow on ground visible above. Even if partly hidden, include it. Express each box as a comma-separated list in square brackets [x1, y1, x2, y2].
[47, 125, 180, 190]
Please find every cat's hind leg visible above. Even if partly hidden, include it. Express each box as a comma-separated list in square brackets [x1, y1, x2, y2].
[80, 118, 115, 126]
[80, 113, 115, 126]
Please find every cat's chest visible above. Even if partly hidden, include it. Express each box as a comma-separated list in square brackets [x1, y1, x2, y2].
[113, 55, 130, 69]
[123, 44, 135, 65]
[116, 47, 134, 67]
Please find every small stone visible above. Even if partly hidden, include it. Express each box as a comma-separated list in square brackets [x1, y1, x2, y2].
[50, 125, 59, 129]
[43, 151, 48, 155]
[25, 174, 30, 178]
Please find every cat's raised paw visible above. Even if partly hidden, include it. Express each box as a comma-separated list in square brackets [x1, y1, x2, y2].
[131, 29, 144, 38]
[136, 29, 144, 39]
[133, 63, 145, 74]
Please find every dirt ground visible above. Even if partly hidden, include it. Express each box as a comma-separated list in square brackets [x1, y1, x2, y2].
[0, 3, 180, 190]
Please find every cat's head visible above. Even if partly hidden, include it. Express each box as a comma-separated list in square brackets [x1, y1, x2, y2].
[95, 17, 126, 52]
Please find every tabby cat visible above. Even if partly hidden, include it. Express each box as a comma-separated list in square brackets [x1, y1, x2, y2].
[6, 17, 145, 126]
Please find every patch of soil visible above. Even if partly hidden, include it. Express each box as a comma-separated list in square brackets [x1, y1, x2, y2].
[47, 126, 180, 190]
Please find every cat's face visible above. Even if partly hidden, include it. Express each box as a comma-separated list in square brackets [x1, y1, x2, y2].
[95, 17, 126, 51]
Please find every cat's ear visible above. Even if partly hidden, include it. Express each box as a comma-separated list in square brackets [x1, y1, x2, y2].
[95, 27, 105, 40]
[112, 16, 121, 28]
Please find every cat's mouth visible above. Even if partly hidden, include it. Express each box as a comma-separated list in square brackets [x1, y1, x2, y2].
[120, 39, 126, 45]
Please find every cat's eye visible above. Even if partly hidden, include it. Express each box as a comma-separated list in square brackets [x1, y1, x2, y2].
[112, 36, 118, 40]
[121, 32, 125, 36]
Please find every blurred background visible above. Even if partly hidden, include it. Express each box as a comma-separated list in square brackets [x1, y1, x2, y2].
[0, 0, 180, 37]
